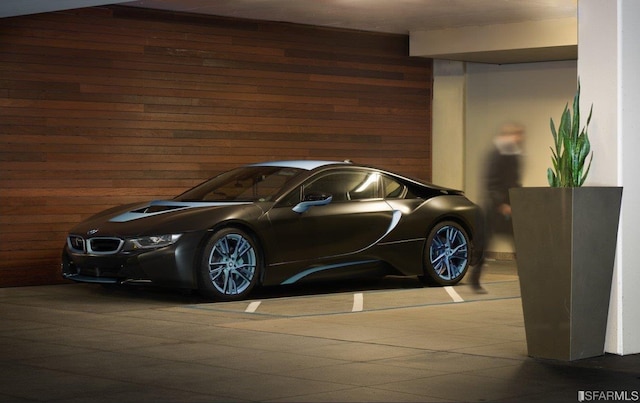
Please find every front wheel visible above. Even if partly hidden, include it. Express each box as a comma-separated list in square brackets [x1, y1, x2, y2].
[422, 221, 470, 286]
[198, 228, 261, 301]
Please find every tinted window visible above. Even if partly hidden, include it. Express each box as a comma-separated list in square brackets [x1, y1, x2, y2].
[382, 175, 409, 199]
[303, 171, 381, 202]
[176, 166, 302, 202]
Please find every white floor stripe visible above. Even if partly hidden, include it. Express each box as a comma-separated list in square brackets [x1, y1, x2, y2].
[444, 286, 464, 303]
[352, 293, 364, 312]
[245, 301, 261, 313]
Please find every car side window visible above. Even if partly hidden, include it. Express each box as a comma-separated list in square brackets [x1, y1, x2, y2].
[382, 175, 409, 199]
[303, 171, 381, 202]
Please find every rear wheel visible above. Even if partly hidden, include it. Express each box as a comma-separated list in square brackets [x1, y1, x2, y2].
[422, 221, 470, 286]
[198, 228, 261, 301]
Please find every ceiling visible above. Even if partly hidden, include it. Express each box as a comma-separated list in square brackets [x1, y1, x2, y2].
[121, 0, 578, 35]
[3, 0, 578, 35]
[2, 0, 578, 63]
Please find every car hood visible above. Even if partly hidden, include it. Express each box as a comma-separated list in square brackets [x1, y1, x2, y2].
[69, 200, 259, 237]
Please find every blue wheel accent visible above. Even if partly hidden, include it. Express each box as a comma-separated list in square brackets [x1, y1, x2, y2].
[425, 222, 469, 285]
[199, 229, 260, 300]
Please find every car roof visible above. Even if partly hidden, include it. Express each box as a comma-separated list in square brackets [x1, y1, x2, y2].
[249, 160, 351, 171]
[247, 160, 458, 194]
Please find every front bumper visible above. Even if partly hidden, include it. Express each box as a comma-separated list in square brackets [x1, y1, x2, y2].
[61, 232, 202, 288]
[62, 249, 150, 285]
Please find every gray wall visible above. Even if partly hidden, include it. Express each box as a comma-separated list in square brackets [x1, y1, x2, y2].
[433, 59, 577, 254]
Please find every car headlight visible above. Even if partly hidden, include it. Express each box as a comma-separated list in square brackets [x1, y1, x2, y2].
[129, 234, 182, 250]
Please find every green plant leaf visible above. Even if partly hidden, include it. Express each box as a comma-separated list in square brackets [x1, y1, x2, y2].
[547, 167, 558, 187]
[547, 80, 594, 187]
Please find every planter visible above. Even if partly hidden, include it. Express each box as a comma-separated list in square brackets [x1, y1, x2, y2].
[509, 187, 622, 361]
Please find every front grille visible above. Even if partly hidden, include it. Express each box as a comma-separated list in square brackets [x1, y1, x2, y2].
[89, 238, 123, 253]
[67, 236, 124, 255]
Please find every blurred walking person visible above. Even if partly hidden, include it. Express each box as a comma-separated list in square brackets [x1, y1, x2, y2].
[470, 122, 525, 293]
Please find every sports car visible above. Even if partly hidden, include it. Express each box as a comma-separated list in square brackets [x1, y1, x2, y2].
[62, 160, 484, 301]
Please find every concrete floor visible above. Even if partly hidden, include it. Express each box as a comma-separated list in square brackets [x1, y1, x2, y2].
[1, 261, 639, 402]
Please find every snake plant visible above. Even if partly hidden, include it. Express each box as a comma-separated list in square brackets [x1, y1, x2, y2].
[547, 83, 593, 187]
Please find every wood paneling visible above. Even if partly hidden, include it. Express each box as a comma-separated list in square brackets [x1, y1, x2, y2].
[0, 6, 433, 287]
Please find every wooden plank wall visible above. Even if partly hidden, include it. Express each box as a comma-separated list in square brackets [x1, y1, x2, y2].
[0, 6, 433, 287]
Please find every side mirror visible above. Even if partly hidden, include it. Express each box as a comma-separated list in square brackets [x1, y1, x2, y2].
[292, 193, 333, 213]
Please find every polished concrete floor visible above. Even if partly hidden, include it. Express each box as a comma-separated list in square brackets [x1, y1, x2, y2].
[1, 261, 639, 402]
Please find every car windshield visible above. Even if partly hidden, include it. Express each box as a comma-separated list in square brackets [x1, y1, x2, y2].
[175, 166, 304, 202]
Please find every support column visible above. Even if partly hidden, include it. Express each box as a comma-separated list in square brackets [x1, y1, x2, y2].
[432, 60, 465, 190]
[579, 0, 640, 355]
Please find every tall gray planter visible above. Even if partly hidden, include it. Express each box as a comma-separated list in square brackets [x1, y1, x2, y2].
[509, 187, 622, 361]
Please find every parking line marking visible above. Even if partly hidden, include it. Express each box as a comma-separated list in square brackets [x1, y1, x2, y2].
[245, 301, 261, 313]
[352, 293, 364, 312]
[444, 286, 464, 303]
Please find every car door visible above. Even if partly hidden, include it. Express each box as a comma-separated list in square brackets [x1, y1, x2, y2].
[265, 169, 395, 264]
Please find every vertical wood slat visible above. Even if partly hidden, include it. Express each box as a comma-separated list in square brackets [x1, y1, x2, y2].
[0, 6, 433, 287]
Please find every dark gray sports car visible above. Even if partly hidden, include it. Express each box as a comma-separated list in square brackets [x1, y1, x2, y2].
[62, 160, 484, 301]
